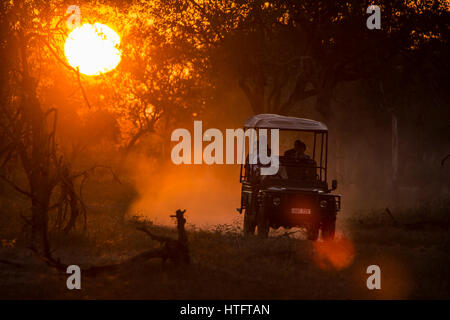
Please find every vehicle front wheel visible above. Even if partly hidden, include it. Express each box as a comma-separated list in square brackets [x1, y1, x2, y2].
[321, 217, 336, 240]
[243, 209, 256, 236]
[257, 205, 270, 238]
[307, 225, 319, 241]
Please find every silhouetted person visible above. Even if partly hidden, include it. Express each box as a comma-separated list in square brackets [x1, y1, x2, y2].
[284, 140, 316, 181]
[284, 140, 310, 161]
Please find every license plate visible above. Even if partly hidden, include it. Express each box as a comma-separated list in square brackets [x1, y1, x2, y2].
[291, 208, 311, 215]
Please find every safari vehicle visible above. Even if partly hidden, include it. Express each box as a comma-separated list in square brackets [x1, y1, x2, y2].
[237, 114, 341, 240]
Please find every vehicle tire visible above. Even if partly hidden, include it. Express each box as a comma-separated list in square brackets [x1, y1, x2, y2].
[307, 225, 319, 241]
[321, 216, 336, 240]
[243, 194, 257, 236]
[243, 209, 256, 236]
[257, 205, 270, 238]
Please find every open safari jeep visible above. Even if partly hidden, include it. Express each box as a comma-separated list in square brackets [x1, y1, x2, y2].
[237, 114, 341, 240]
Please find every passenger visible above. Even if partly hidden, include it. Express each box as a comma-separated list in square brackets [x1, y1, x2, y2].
[284, 140, 310, 161]
[284, 140, 316, 180]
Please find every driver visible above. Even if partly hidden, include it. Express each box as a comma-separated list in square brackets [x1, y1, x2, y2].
[284, 140, 310, 161]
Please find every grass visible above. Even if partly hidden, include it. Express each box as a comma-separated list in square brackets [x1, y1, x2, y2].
[1, 182, 449, 299]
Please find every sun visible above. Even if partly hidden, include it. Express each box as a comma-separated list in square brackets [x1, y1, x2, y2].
[64, 23, 121, 76]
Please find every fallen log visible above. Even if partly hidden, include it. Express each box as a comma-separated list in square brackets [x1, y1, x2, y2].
[33, 209, 190, 276]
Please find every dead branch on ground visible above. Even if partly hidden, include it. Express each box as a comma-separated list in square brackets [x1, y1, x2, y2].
[385, 208, 400, 227]
[442, 154, 450, 166]
[32, 209, 190, 277]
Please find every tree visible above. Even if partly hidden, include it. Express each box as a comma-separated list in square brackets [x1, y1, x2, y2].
[0, 1, 95, 253]
[161, 0, 448, 119]
[97, 0, 214, 157]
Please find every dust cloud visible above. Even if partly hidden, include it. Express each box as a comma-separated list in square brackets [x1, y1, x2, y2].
[126, 154, 242, 227]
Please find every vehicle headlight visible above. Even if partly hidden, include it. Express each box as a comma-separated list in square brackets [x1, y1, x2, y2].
[320, 200, 328, 208]
[273, 197, 281, 206]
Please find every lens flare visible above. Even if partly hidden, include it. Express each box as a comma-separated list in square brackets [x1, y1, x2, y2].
[313, 236, 355, 270]
[64, 23, 121, 76]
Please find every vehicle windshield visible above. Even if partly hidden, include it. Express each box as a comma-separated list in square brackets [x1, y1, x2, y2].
[259, 155, 325, 186]
[278, 130, 315, 157]
[243, 129, 328, 184]
[244, 155, 327, 190]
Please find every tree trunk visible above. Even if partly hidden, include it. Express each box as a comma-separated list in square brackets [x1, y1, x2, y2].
[20, 35, 53, 254]
[391, 112, 399, 204]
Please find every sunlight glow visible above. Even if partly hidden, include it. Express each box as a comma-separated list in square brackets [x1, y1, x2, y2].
[64, 23, 121, 76]
[313, 236, 355, 270]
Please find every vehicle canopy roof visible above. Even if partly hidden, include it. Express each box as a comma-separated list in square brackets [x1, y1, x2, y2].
[244, 114, 328, 132]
